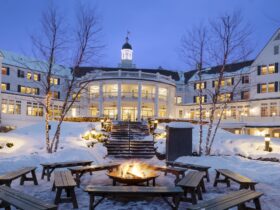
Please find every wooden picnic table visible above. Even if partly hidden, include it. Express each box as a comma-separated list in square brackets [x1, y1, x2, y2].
[0, 185, 57, 210]
[186, 189, 263, 210]
[177, 171, 205, 204]
[68, 163, 120, 187]
[52, 171, 78, 209]
[214, 169, 258, 190]
[84, 185, 184, 210]
[0, 167, 38, 187]
[41, 160, 92, 181]
[149, 165, 187, 184]
[166, 161, 211, 182]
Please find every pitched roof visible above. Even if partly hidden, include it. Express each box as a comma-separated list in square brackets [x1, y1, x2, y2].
[202, 60, 254, 75]
[188, 60, 253, 82]
[0, 49, 71, 77]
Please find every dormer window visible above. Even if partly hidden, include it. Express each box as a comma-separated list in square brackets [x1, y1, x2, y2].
[274, 45, 279, 55]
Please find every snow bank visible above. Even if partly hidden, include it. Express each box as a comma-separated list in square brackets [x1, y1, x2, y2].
[0, 121, 108, 173]
[154, 122, 280, 161]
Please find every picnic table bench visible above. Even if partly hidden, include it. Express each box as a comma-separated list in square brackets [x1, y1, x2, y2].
[177, 171, 205, 204]
[68, 163, 120, 187]
[166, 161, 211, 182]
[214, 169, 258, 190]
[0, 185, 57, 210]
[41, 160, 92, 181]
[0, 167, 38, 187]
[84, 185, 184, 210]
[186, 189, 263, 210]
[149, 165, 187, 184]
[52, 171, 78, 209]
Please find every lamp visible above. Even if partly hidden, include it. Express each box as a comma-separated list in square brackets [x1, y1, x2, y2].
[264, 134, 272, 152]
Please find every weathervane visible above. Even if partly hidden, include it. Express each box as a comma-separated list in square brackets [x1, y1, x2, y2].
[126, 30, 130, 42]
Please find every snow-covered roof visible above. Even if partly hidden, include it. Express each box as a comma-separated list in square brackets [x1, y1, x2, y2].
[0, 50, 71, 77]
[188, 60, 253, 82]
[167, 122, 194, 128]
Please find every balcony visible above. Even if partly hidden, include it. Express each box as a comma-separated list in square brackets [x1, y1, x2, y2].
[83, 70, 175, 86]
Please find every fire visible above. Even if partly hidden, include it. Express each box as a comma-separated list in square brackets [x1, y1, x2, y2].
[114, 161, 155, 179]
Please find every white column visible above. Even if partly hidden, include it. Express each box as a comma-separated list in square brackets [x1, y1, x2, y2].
[137, 82, 142, 121]
[117, 82, 121, 121]
[154, 84, 159, 118]
[98, 82, 103, 117]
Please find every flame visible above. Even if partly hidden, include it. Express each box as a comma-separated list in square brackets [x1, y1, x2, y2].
[114, 161, 154, 179]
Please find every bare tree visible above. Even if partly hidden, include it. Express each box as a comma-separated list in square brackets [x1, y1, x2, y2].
[32, 4, 103, 153]
[51, 5, 103, 152]
[204, 12, 252, 155]
[31, 6, 66, 153]
[180, 25, 210, 155]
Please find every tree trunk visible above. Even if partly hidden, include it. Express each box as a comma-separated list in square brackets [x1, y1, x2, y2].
[45, 93, 51, 153]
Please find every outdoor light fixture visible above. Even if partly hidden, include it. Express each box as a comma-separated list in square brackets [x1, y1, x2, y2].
[100, 119, 105, 128]
[154, 120, 158, 129]
[264, 134, 272, 152]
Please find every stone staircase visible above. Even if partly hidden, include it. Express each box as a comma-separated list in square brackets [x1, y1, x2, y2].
[105, 121, 155, 158]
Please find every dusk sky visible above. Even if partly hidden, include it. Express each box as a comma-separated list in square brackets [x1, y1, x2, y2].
[1, 0, 280, 71]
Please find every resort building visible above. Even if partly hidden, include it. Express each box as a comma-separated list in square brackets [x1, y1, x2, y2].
[1, 30, 280, 138]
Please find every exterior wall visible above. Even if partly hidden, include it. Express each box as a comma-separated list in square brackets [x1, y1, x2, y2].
[83, 76, 175, 121]
[250, 30, 280, 100]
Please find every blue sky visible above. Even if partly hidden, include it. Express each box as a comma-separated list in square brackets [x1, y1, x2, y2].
[0, 0, 280, 71]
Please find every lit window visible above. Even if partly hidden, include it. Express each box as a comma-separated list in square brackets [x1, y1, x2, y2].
[195, 82, 205, 90]
[50, 77, 58, 85]
[261, 66, 267, 75]
[27, 72, 32, 80]
[179, 110, 183, 118]
[268, 64, 275, 74]
[1, 83, 8, 91]
[34, 73, 40, 81]
[176, 96, 182, 104]
[26, 102, 43, 116]
[261, 84, 267, 93]
[268, 83, 275, 92]
[72, 93, 81, 100]
[218, 93, 232, 102]
[52, 91, 60, 99]
[195, 96, 205, 104]
[2, 67, 9, 75]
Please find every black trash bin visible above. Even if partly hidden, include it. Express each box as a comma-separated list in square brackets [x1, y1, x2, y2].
[166, 122, 193, 161]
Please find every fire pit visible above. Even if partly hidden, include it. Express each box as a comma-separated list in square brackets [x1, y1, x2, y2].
[107, 161, 159, 186]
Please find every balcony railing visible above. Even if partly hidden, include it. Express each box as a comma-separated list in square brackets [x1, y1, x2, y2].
[83, 70, 175, 85]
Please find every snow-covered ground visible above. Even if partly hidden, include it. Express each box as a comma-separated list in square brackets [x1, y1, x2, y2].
[0, 121, 280, 209]
[154, 122, 280, 161]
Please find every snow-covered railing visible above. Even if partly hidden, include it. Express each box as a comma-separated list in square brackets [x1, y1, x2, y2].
[84, 70, 175, 86]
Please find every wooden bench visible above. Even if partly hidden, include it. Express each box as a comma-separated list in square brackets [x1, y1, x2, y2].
[0, 167, 38, 187]
[214, 169, 258, 190]
[0, 185, 57, 210]
[177, 171, 205, 204]
[41, 160, 92, 181]
[84, 185, 184, 210]
[186, 189, 263, 210]
[166, 161, 211, 182]
[52, 171, 78, 209]
[149, 165, 187, 184]
[68, 163, 120, 187]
